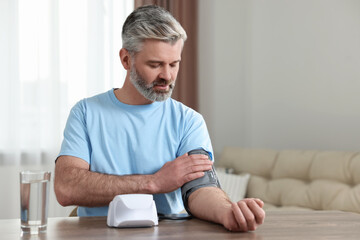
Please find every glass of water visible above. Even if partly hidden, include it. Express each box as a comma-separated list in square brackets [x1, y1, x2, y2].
[20, 171, 51, 234]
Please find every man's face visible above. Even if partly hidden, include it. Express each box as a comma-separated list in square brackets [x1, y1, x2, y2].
[129, 39, 183, 102]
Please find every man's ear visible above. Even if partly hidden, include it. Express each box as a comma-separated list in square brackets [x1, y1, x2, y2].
[119, 48, 132, 70]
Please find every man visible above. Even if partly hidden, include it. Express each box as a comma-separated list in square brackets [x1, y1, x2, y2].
[54, 5, 265, 232]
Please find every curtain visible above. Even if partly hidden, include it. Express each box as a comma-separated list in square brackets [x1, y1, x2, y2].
[134, 0, 198, 111]
[0, 0, 134, 165]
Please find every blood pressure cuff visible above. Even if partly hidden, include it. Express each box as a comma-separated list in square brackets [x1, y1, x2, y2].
[181, 149, 221, 215]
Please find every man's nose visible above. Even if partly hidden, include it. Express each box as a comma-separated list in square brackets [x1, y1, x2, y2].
[159, 66, 172, 81]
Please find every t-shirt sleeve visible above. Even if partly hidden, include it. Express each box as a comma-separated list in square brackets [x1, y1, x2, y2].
[177, 112, 214, 161]
[58, 100, 92, 163]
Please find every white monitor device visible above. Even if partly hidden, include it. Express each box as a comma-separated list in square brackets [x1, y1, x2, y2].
[107, 194, 158, 228]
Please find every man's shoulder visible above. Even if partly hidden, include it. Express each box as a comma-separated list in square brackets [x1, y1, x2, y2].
[85, 89, 112, 103]
[75, 89, 112, 108]
[167, 98, 196, 112]
[167, 98, 203, 120]
[70, 89, 113, 114]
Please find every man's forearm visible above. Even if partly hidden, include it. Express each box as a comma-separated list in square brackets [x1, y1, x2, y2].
[187, 187, 232, 225]
[54, 153, 213, 208]
[55, 165, 156, 207]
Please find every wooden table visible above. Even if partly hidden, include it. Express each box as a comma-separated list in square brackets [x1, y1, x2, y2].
[1, 210, 360, 239]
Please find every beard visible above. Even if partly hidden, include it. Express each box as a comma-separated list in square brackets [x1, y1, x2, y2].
[129, 65, 176, 102]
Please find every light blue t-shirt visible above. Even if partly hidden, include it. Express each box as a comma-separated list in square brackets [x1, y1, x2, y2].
[58, 89, 213, 216]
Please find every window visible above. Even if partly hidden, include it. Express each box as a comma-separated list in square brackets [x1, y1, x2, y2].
[0, 0, 134, 165]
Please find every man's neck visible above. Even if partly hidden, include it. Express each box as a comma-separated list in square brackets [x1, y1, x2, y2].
[114, 80, 154, 105]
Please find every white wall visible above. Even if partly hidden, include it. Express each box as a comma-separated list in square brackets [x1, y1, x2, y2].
[198, 0, 360, 157]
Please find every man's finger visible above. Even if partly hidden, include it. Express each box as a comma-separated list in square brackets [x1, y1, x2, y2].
[247, 200, 266, 225]
[187, 164, 213, 173]
[188, 154, 211, 162]
[183, 172, 205, 183]
[231, 202, 248, 232]
[238, 201, 257, 231]
[243, 198, 264, 208]
[253, 198, 264, 208]
[183, 157, 213, 173]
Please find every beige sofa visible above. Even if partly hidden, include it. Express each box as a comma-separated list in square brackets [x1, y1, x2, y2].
[217, 147, 360, 213]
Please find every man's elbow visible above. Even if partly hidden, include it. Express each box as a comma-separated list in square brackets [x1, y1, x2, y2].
[54, 181, 73, 207]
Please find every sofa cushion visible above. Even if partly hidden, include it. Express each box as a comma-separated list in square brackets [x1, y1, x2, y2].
[218, 147, 360, 213]
[219, 148, 278, 178]
[263, 202, 313, 211]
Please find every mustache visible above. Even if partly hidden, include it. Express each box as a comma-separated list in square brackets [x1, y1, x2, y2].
[151, 79, 175, 89]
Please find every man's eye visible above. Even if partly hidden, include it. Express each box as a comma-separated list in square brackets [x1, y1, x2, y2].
[149, 64, 160, 68]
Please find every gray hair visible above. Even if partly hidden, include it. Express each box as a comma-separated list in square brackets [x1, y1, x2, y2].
[122, 5, 187, 53]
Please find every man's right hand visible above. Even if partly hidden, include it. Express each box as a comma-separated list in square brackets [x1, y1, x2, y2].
[151, 153, 213, 193]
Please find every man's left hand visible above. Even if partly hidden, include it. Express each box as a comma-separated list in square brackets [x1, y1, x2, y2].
[221, 198, 265, 232]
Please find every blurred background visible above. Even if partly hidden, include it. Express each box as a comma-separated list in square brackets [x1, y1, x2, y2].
[1, 0, 359, 219]
[198, 0, 360, 158]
